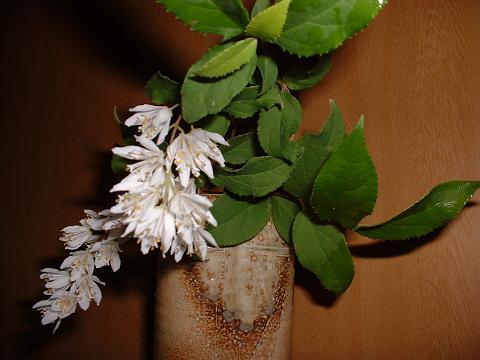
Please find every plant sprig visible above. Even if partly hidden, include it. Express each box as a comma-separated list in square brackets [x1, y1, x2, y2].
[147, 0, 478, 295]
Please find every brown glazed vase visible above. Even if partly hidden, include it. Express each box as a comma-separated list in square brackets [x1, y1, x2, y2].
[154, 219, 295, 360]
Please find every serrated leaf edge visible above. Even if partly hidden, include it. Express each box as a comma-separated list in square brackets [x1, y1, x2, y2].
[195, 38, 258, 78]
[276, 2, 387, 57]
[292, 212, 354, 294]
[283, 99, 345, 197]
[157, 0, 244, 39]
[215, 156, 291, 197]
[208, 196, 271, 246]
[355, 181, 480, 240]
[270, 195, 300, 245]
[283, 56, 332, 91]
[310, 126, 378, 228]
[257, 108, 282, 158]
[245, 0, 291, 42]
[221, 133, 258, 165]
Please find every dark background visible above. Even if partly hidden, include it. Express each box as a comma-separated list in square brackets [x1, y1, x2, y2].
[1, 1, 480, 359]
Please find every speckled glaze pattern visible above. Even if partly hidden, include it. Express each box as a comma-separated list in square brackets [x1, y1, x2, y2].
[154, 220, 295, 360]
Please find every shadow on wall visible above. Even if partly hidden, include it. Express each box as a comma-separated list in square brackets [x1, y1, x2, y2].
[17, 244, 158, 360]
[17, 146, 156, 359]
[294, 226, 446, 308]
[71, 150, 119, 208]
[40, 0, 179, 83]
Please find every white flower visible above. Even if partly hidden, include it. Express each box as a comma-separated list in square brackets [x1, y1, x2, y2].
[178, 177, 197, 195]
[134, 206, 176, 255]
[192, 228, 217, 261]
[110, 188, 162, 237]
[110, 172, 149, 193]
[111, 136, 166, 190]
[159, 171, 177, 203]
[170, 237, 187, 262]
[125, 104, 173, 144]
[83, 209, 108, 231]
[102, 210, 124, 232]
[61, 251, 94, 281]
[71, 274, 104, 311]
[166, 128, 228, 187]
[60, 223, 100, 250]
[91, 240, 122, 272]
[33, 289, 78, 332]
[169, 191, 217, 226]
[174, 220, 217, 262]
[59, 210, 109, 250]
[110, 186, 160, 219]
[106, 226, 125, 242]
[35, 209, 126, 331]
[39, 268, 71, 295]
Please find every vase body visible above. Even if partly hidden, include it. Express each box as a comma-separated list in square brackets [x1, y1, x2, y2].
[154, 220, 295, 360]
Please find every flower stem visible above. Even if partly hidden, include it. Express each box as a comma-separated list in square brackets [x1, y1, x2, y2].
[230, 126, 237, 139]
[169, 115, 183, 144]
[276, 79, 290, 93]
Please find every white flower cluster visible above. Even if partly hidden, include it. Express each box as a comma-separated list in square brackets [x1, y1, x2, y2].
[110, 105, 227, 260]
[34, 104, 228, 331]
[33, 210, 123, 332]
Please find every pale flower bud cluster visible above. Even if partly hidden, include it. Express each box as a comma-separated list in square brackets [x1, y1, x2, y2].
[35, 103, 228, 331]
[110, 105, 228, 260]
[33, 210, 124, 332]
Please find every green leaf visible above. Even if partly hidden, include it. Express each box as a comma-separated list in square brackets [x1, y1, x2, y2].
[356, 181, 480, 240]
[283, 56, 332, 91]
[279, 91, 302, 141]
[213, 156, 291, 197]
[221, 133, 262, 165]
[223, 83, 282, 119]
[276, 0, 385, 56]
[207, 193, 270, 247]
[246, 0, 291, 42]
[212, 0, 250, 28]
[292, 212, 354, 295]
[111, 154, 129, 176]
[119, 126, 136, 146]
[311, 118, 378, 229]
[256, 84, 283, 108]
[262, 90, 303, 162]
[258, 107, 283, 158]
[196, 115, 230, 136]
[181, 43, 257, 123]
[257, 55, 278, 94]
[195, 38, 258, 78]
[283, 100, 345, 197]
[224, 86, 262, 119]
[146, 72, 180, 105]
[257, 106, 298, 161]
[195, 175, 207, 189]
[252, 0, 271, 17]
[157, 0, 248, 39]
[271, 196, 300, 244]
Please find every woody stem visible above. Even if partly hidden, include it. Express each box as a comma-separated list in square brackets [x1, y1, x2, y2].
[169, 115, 183, 144]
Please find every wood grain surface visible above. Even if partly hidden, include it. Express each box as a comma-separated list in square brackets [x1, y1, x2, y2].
[1, 1, 479, 359]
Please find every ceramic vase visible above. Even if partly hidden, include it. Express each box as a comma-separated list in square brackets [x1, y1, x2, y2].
[154, 219, 295, 360]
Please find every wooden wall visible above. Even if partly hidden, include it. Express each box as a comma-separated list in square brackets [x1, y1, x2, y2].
[2, 1, 479, 359]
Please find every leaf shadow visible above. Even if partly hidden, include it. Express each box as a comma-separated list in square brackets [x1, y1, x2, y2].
[293, 208, 344, 308]
[294, 218, 459, 308]
[294, 263, 339, 308]
[349, 227, 444, 259]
